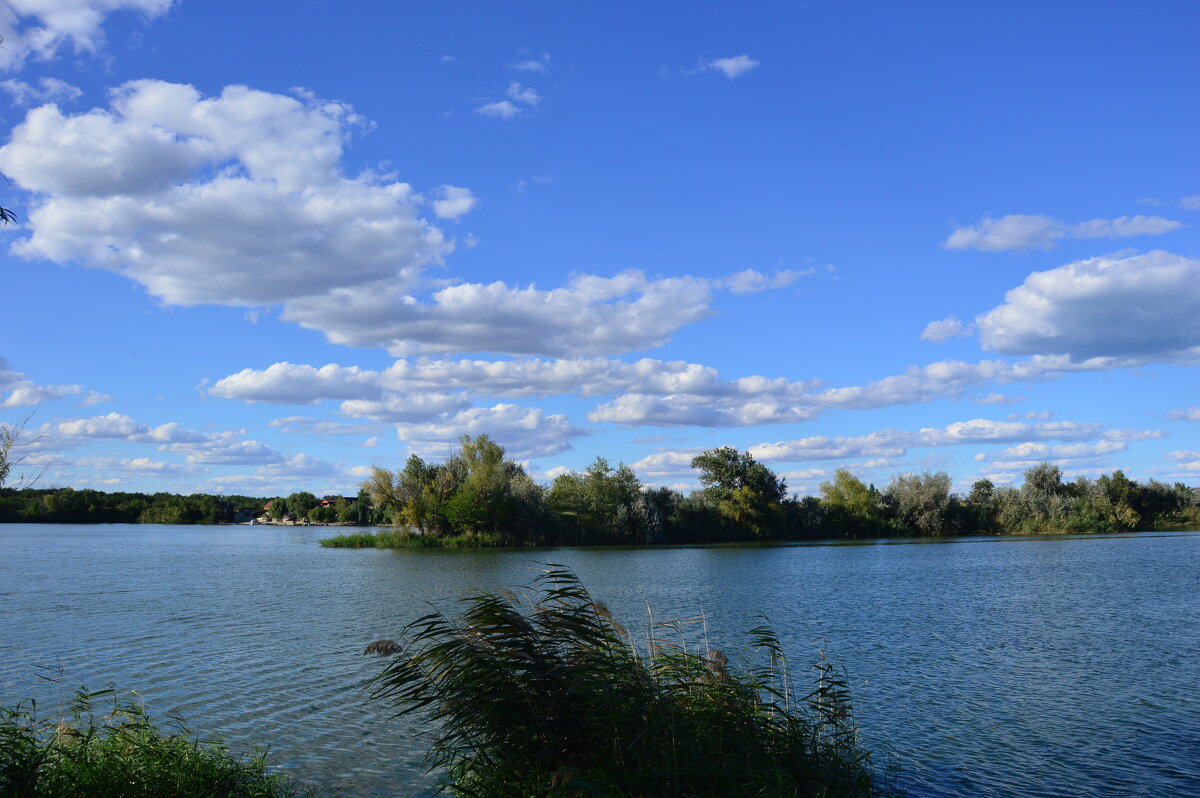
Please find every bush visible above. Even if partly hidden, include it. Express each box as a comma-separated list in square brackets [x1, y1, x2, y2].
[0, 689, 306, 797]
[366, 567, 899, 797]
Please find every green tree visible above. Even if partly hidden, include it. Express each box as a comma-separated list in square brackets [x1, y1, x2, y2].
[886, 471, 953, 535]
[690, 447, 787, 537]
[819, 469, 885, 537]
[285, 491, 319, 518]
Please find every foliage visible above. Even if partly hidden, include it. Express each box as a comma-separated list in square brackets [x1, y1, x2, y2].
[885, 471, 955, 536]
[0, 689, 307, 797]
[362, 434, 545, 542]
[366, 567, 896, 798]
[547, 457, 661, 544]
[819, 470, 887, 538]
[0, 488, 268, 525]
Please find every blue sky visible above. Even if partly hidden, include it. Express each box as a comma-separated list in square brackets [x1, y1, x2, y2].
[1, 0, 1197, 498]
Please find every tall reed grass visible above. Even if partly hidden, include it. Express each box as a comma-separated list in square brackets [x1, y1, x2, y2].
[0, 688, 308, 797]
[366, 566, 901, 797]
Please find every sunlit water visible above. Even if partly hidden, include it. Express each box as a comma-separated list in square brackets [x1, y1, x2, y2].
[2, 524, 1197, 796]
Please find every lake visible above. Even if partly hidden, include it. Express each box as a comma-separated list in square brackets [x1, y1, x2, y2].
[1, 524, 1197, 796]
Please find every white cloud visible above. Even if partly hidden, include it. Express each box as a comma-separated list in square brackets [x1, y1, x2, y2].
[982, 440, 1128, 471]
[505, 82, 539, 106]
[182, 440, 283, 466]
[1, 76, 82, 105]
[431, 185, 477, 220]
[511, 53, 549, 72]
[0, 81, 450, 308]
[707, 55, 759, 79]
[1167, 406, 1200, 422]
[1007, 410, 1054, 421]
[920, 316, 966, 342]
[588, 393, 818, 428]
[0, 0, 172, 72]
[475, 100, 521, 119]
[52, 412, 228, 447]
[0, 356, 82, 406]
[340, 392, 473, 422]
[944, 214, 1180, 252]
[975, 251, 1200, 361]
[208, 362, 383, 404]
[395, 403, 585, 459]
[268, 416, 378, 435]
[255, 452, 335, 477]
[1178, 195, 1200, 211]
[630, 450, 701, 478]
[973, 392, 1025, 405]
[281, 271, 719, 357]
[747, 418, 1118, 463]
[719, 268, 811, 294]
[57, 411, 139, 437]
[474, 82, 539, 119]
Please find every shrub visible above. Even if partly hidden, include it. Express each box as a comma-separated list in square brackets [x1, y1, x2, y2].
[366, 566, 899, 797]
[0, 689, 306, 797]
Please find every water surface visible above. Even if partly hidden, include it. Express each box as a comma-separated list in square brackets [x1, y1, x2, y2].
[2, 524, 1197, 796]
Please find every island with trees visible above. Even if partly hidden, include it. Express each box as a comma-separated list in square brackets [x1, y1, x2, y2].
[321, 433, 1200, 548]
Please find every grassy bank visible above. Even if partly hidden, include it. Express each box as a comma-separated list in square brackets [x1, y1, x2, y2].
[0, 690, 307, 797]
[366, 566, 901, 797]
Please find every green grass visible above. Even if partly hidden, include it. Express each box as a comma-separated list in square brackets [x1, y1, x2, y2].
[0, 689, 308, 797]
[366, 565, 901, 798]
[320, 529, 516, 548]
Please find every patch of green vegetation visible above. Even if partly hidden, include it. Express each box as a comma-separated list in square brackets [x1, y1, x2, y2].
[320, 529, 519, 548]
[366, 566, 901, 797]
[0, 689, 308, 797]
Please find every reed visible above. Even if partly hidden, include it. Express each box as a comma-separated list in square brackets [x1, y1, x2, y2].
[0, 689, 307, 797]
[320, 529, 517, 548]
[366, 566, 900, 797]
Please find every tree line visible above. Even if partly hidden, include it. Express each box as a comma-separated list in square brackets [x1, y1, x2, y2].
[348, 434, 1200, 546]
[3, 433, 1197, 538]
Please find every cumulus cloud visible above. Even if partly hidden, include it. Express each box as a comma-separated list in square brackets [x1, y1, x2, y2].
[944, 214, 1180, 252]
[746, 418, 1120, 463]
[0, 0, 172, 72]
[1167, 406, 1200, 422]
[268, 416, 378, 435]
[181, 440, 283, 466]
[475, 100, 520, 119]
[281, 271, 719, 357]
[3, 81, 801, 362]
[395, 403, 585, 459]
[0, 80, 451, 308]
[54, 412, 226, 446]
[431, 185, 477, 220]
[983, 440, 1127, 471]
[1181, 195, 1200, 211]
[208, 362, 383, 404]
[1, 77, 82, 105]
[340, 392, 473, 423]
[46, 411, 287, 471]
[255, 452, 335, 477]
[511, 53, 549, 72]
[475, 82, 539, 119]
[975, 251, 1200, 361]
[920, 316, 966, 343]
[707, 55, 759, 79]
[0, 357, 82, 407]
[718, 268, 811, 294]
[588, 393, 818, 428]
[505, 82, 540, 106]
